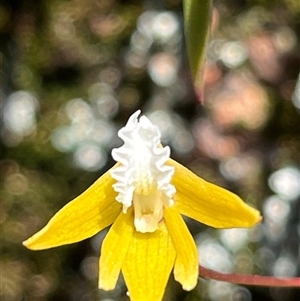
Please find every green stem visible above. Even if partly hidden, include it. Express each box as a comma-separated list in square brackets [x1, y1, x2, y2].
[199, 266, 300, 288]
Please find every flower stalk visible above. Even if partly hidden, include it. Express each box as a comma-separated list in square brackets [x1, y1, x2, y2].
[199, 265, 300, 288]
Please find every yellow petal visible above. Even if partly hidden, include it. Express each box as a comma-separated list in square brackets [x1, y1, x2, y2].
[23, 168, 122, 250]
[122, 222, 176, 301]
[99, 208, 134, 290]
[169, 159, 262, 228]
[164, 207, 198, 291]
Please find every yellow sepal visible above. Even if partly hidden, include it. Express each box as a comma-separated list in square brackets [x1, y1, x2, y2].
[164, 207, 198, 291]
[122, 222, 176, 301]
[169, 159, 261, 228]
[23, 169, 122, 250]
[99, 208, 134, 290]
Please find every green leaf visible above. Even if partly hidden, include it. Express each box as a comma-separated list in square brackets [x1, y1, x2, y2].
[183, 0, 212, 101]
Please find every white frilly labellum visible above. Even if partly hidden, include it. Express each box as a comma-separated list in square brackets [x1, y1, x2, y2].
[110, 110, 176, 233]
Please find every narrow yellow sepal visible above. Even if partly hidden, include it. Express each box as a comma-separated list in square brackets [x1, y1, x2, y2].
[122, 222, 176, 301]
[23, 169, 122, 250]
[169, 159, 262, 229]
[164, 207, 198, 291]
[99, 208, 134, 290]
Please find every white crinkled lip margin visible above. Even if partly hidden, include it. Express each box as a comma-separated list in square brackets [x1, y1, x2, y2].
[110, 110, 176, 212]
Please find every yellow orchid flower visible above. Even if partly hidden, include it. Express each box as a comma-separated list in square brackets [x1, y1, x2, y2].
[23, 110, 261, 301]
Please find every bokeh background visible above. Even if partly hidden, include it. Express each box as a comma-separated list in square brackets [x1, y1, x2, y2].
[1, 0, 300, 301]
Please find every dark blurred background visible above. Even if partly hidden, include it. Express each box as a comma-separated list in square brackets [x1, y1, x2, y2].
[1, 0, 300, 300]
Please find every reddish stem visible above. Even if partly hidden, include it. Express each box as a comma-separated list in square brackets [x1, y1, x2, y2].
[199, 266, 300, 288]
